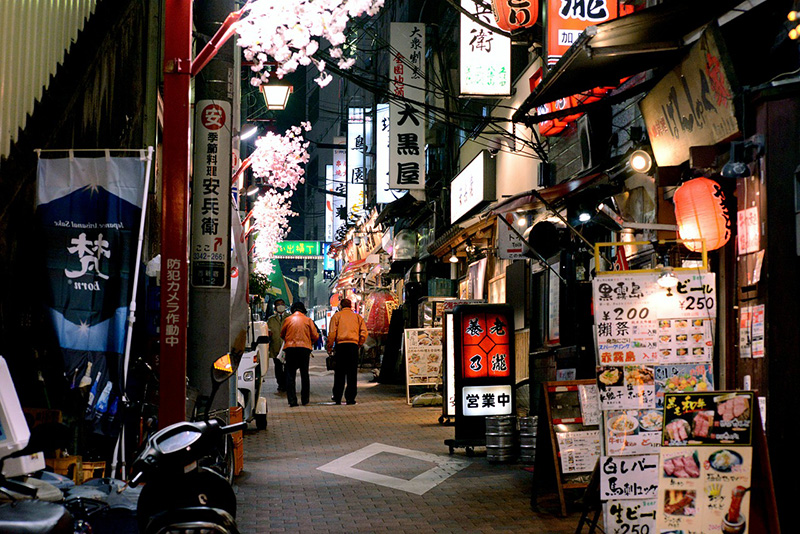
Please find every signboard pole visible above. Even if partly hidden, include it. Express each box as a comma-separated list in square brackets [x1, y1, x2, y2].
[159, 0, 192, 428]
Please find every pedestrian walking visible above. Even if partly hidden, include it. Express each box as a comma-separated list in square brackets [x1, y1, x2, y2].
[326, 298, 368, 405]
[280, 301, 319, 407]
[267, 299, 290, 392]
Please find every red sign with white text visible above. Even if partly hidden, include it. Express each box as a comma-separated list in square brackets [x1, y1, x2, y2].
[461, 312, 511, 379]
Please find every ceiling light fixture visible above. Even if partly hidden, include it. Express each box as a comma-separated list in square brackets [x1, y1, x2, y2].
[657, 266, 679, 289]
[449, 250, 459, 263]
[629, 149, 653, 174]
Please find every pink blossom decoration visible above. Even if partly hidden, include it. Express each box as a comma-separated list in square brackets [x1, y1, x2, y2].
[235, 0, 384, 87]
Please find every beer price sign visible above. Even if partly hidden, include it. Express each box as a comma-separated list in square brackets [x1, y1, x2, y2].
[451, 304, 515, 441]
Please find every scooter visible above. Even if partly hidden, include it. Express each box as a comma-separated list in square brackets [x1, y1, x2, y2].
[236, 320, 269, 430]
[130, 353, 247, 534]
[236, 349, 267, 430]
[0, 355, 73, 534]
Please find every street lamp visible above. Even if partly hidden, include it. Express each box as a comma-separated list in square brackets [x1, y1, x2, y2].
[260, 83, 293, 111]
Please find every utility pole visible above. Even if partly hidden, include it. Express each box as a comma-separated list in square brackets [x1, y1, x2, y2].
[189, 0, 235, 412]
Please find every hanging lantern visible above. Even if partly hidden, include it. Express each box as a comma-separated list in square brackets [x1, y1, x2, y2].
[673, 176, 732, 252]
[491, 0, 539, 32]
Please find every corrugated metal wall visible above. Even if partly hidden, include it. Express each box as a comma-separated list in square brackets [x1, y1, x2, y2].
[0, 0, 97, 159]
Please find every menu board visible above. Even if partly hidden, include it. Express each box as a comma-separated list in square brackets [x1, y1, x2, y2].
[404, 328, 443, 403]
[657, 392, 755, 534]
[600, 454, 660, 500]
[594, 272, 716, 366]
[604, 409, 663, 456]
[604, 498, 657, 534]
[593, 271, 719, 528]
[556, 430, 601, 473]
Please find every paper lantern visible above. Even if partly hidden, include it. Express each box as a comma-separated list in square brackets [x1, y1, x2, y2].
[492, 0, 539, 32]
[673, 177, 732, 252]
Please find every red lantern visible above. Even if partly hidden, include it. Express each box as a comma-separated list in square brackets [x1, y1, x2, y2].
[491, 0, 539, 32]
[673, 177, 732, 252]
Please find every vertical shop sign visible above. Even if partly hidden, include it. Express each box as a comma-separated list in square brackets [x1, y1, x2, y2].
[546, 0, 618, 66]
[460, 0, 511, 96]
[547, 261, 561, 345]
[347, 108, 368, 223]
[325, 164, 335, 242]
[191, 100, 231, 288]
[332, 148, 347, 240]
[376, 103, 406, 203]
[389, 23, 426, 190]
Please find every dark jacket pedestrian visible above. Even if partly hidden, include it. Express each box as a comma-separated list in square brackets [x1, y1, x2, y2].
[326, 299, 368, 405]
[280, 302, 319, 407]
[267, 299, 290, 392]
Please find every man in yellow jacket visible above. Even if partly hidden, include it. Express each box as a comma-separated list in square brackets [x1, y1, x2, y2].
[326, 298, 368, 405]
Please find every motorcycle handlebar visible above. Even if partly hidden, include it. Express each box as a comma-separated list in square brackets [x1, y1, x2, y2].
[220, 422, 248, 434]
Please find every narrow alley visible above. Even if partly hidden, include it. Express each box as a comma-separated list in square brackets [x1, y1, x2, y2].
[235, 355, 581, 533]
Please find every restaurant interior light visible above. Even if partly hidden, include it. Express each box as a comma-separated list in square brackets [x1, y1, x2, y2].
[449, 249, 459, 263]
[578, 211, 592, 223]
[260, 83, 294, 111]
[517, 216, 528, 227]
[246, 184, 261, 196]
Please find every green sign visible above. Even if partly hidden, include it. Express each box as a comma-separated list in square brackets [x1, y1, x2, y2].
[273, 241, 321, 257]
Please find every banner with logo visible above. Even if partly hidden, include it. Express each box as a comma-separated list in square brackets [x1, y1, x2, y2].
[36, 154, 148, 434]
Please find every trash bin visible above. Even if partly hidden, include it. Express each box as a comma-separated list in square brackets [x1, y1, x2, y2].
[486, 415, 517, 463]
[518, 416, 538, 464]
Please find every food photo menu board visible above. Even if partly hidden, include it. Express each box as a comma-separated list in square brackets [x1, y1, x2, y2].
[593, 271, 718, 534]
[404, 328, 443, 403]
[657, 392, 755, 534]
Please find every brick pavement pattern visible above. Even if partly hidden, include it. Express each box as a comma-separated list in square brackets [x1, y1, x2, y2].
[235, 353, 585, 533]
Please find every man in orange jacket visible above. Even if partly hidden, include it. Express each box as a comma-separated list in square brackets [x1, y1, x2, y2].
[280, 301, 320, 407]
[326, 298, 368, 405]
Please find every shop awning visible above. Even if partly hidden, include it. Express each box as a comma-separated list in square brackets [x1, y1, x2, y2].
[511, 0, 745, 124]
[490, 171, 606, 216]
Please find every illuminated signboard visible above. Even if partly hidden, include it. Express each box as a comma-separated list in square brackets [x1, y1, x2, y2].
[389, 23, 426, 190]
[325, 164, 335, 243]
[451, 304, 515, 442]
[460, 0, 511, 96]
[332, 148, 347, 239]
[546, 0, 619, 66]
[347, 108, 369, 223]
[272, 241, 321, 257]
[450, 151, 496, 224]
[376, 103, 406, 203]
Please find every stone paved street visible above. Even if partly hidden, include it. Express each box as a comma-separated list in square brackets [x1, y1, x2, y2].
[235, 353, 587, 533]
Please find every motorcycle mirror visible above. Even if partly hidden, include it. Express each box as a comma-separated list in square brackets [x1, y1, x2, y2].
[211, 354, 234, 384]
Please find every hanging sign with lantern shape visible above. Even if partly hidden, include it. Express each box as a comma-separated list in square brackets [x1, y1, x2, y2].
[450, 304, 515, 442]
[673, 176, 732, 252]
[490, 0, 538, 32]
